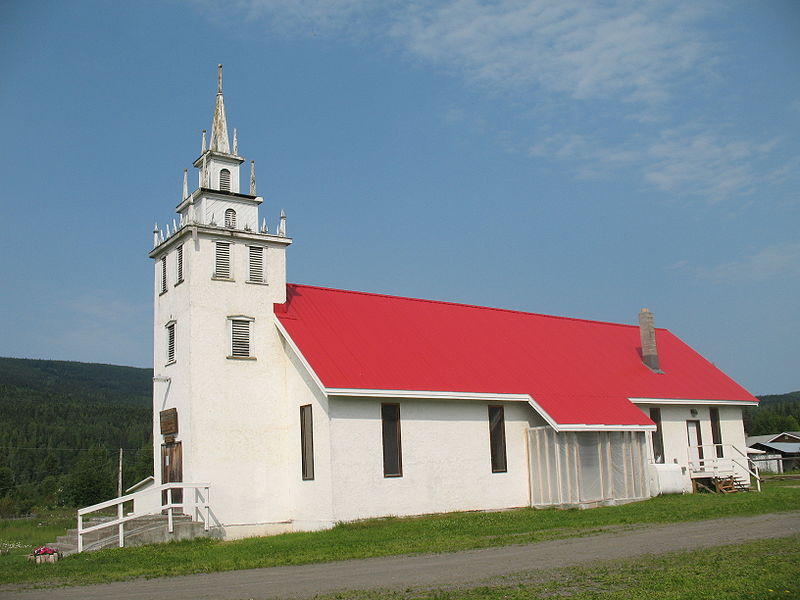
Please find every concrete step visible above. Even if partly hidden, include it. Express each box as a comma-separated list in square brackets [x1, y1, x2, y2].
[47, 513, 210, 556]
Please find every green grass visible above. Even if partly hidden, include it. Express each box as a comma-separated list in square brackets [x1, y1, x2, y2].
[313, 535, 800, 600]
[0, 480, 798, 588]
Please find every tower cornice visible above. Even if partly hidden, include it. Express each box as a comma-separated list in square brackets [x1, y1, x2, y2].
[193, 150, 245, 168]
[149, 223, 292, 259]
[176, 187, 263, 213]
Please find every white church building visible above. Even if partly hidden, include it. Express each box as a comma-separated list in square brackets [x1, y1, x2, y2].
[138, 67, 760, 540]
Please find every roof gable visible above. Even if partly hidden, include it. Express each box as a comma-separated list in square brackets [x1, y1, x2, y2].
[275, 284, 757, 427]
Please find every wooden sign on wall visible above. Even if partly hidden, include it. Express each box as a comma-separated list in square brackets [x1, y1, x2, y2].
[160, 408, 178, 435]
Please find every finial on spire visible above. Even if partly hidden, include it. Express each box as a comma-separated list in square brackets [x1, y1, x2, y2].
[261, 217, 268, 233]
[153, 223, 159, 248]
[233, 128, 238, 155]
[250, 160, 256, 195]
[209, 65, 230, 153]
[182, 169, 188, 200]
[201, 129, 207, 153]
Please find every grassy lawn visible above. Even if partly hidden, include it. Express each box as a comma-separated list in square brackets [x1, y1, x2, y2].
[313, 535, 800, 600]
[0, 480, 797, 588]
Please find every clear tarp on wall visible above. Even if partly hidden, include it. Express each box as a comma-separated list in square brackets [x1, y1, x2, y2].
[528, 427, 650, 507]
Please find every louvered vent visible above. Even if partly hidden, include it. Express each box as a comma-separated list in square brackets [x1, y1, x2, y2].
[224, 208, 236, 228]
[161, 256, 168, 293]
[167, 323, 176, 363]
[176, 245, 184, 283]
[215, 242, 231, 278]
[249, 246, 264, 283]
[231, 320, 250, 357]
[219, 169, 231, 191]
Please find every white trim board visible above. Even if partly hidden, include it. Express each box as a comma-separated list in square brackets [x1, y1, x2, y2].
[630, 397, 758, 406]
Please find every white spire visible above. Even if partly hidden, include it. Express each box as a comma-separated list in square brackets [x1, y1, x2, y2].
[182, 169, 188, 200]
[209, 64, 230, 153]
[250, 160, 256, 195]
[278, 209, 286, 236]
[233, 128, 238, 155]
[261, 217, 267, 233]
[153, 223, 159, 248]
[173, 218, 178, 233]
[201, 129, 207, 153]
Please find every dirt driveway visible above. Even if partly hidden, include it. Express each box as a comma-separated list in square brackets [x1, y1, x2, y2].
[3, 511, 799, 600]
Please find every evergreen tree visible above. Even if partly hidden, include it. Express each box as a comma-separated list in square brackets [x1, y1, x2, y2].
[64, 446, 115, 507]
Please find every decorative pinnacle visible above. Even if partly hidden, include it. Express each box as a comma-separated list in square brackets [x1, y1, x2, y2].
[217, 64, 223, 94]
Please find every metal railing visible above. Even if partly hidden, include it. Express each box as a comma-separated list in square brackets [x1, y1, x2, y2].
[77, 482, 211, 553]
[687, 444, 761, 492]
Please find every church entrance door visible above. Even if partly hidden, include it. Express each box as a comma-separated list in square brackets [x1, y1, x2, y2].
[161, 441, 183, 505]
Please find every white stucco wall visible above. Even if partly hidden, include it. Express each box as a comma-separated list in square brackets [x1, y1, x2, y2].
[636, 403, 750, 492]
[152, 224, 292, 536]
[328, 398, 543, 522]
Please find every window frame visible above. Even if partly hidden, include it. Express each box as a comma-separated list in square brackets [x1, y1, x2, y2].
[381, 403, 402, 477]
[214, 241, 232, 280]
[710, 407, 724, 459]
[160, 255, 168, 294]
[300, 404, 315, 480]
[649, 407, 665, 464]
[227, 315, 255, 360]
[175, 244, 184, 285]
[488, 405, 508, 473]
[224, 208, 237, 229]
[248, 245, 265, 284]
[165, 320, 176, 365]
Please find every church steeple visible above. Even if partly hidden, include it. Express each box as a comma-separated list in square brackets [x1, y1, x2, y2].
[209, 64, 231, 154]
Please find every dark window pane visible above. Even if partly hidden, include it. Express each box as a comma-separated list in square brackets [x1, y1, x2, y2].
[650, 408, 665, 464]
[382, 403, 402, 477]
[488, 405, 507, 473]
[710, 408, 723, 458]
[300, 405, 314, 480]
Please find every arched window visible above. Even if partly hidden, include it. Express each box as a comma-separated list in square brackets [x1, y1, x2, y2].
[224, 208, 237, 229]
[219, 169, 231, 192]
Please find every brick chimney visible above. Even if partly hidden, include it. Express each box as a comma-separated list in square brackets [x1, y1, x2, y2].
[638, 308, 661, 372]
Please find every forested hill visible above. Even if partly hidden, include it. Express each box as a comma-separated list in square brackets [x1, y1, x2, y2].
[0, 357, 152, 404]
[0, 357, 153, 515]
[746, 390, 800, 436]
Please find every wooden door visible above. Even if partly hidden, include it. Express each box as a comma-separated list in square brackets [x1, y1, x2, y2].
[686, 420, 703, 468]
[161, 441, 183, 504]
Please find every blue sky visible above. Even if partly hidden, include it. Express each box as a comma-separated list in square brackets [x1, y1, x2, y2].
[1, 1, 798, 394]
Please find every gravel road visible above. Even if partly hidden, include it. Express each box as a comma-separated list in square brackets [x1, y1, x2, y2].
[3, 511, 799, 600]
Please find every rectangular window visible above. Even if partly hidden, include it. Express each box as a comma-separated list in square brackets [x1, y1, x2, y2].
[160, 256, 168, 293]
[300, 405, 314, 480]
[176, 244, 183, 283]
[215, 242, 231, 279]
[249, 246, 264, 283]
[230, 319, 251, 357]
[649, 408, 665, 464]
[381, 403, 402, 477]
[710, 408, 724, 459]
[488, 405, 507, 473]
[166, 322, 176, 364]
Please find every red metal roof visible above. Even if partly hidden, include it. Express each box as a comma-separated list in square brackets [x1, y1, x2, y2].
[275, 284, 757, 427]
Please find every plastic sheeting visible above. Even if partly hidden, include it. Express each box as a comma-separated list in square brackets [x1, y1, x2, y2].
[528, 427, 650, 506]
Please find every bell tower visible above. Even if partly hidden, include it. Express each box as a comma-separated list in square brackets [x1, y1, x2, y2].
[148, 65, 293, 531]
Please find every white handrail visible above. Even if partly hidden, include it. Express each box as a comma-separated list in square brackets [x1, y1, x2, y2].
[687, 444, 761, 492]
[77, 482, 211, 553]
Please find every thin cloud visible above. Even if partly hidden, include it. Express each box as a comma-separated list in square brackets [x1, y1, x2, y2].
[530, 127, 793, 203]
[697, 242, 800, 284]
[392, 1, 710, 107]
